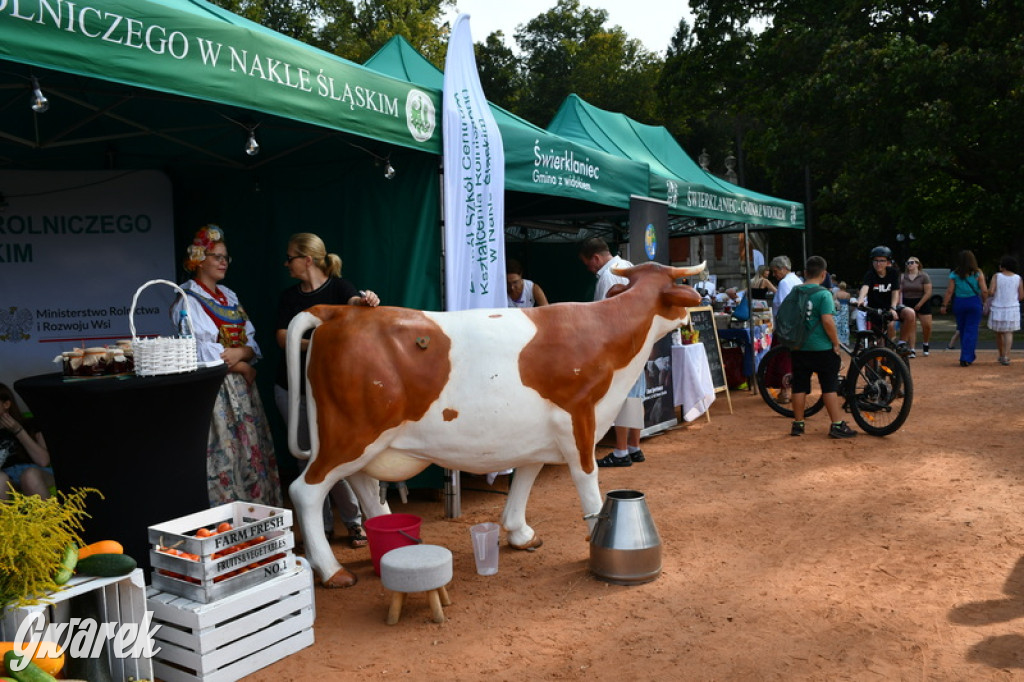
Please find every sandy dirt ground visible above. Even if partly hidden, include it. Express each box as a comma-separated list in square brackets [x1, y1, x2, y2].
[242, 348, 1024, 681]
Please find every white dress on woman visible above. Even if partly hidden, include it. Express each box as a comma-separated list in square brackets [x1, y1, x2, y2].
[988, 272, 1021, 332]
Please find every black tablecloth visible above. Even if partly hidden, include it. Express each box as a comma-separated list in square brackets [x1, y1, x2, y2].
[15, 365, 227, 572]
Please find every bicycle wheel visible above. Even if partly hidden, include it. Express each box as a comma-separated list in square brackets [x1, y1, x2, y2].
[846, 347, 913, 436]
[756, 345, 825, 418]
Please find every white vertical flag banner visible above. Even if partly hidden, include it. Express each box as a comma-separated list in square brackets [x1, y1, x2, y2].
[443, 14, 506, 310]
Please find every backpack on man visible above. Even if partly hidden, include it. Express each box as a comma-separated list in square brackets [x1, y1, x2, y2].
[775, 284, 826, 350]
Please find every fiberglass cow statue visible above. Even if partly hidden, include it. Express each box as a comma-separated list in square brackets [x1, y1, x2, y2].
[287, 261, 706, 587]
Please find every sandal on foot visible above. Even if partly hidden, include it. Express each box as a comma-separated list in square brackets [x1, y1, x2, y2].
[347, 525, 368, 548]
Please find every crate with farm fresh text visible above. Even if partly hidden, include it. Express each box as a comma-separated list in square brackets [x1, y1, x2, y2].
[148, 502, 295, 603]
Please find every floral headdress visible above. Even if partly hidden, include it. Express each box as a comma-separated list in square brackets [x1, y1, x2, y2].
[183, 224, 224, 272]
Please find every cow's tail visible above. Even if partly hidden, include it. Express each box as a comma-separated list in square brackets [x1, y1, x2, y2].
[287, 310, 324, 461]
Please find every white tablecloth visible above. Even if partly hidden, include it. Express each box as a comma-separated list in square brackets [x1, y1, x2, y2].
[671, 343, 716, 421]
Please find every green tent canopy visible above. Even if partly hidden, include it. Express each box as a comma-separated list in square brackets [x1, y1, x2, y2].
[0, 0, 445, 314]
[548, 94, 805, 232]
[366, 36, 651, 220]
[0, 0, 441, 154]
[1, 1, 452, 485]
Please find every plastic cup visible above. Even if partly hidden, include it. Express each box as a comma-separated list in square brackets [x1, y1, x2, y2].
[470, 522, 500, 576]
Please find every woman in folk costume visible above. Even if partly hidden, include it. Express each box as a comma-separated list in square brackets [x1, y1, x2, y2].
[176, 225, 282, 506]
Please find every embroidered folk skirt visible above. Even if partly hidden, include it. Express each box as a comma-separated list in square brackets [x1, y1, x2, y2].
[206, 373, 282, 507]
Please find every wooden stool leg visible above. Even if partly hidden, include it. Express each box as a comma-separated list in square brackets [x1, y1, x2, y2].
[438, 584, 452, 607]
[387, 591, 405, 625]
[427, 589, 445, 623]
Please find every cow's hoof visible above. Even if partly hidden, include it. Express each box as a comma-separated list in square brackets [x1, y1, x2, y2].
[509, 535, 543, 551]
[322, 567, 358, 588]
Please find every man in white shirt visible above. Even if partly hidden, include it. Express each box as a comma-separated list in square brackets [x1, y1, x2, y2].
[771, 255, 803, 318]
[767, 255, 803, 403]
[579, 237, 645, 467]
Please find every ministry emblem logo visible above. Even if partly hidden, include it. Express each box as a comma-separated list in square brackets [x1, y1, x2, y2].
[0, 306, 32, 342]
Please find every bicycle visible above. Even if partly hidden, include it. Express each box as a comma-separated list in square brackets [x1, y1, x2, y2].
[758, 306, 910, 417]
[851, 306, 915, 365]
[756, 341, 913, 437]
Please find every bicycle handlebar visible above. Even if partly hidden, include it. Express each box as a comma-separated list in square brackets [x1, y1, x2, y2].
[857, 305, 897, 323]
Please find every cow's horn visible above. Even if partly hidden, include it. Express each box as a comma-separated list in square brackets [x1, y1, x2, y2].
[670, 261, 707, 279]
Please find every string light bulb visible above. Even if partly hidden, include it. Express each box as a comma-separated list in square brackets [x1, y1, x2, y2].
[30, 76, 49, 114]
[384, 161, 396, 180]
[245, 127, 260, 156]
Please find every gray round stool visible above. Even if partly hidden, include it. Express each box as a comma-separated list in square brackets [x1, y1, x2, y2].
[379, 544, 453, 624]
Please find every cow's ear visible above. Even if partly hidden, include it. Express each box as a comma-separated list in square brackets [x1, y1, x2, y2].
[606, 283, 630, 298]
[660, 284, 702, 309]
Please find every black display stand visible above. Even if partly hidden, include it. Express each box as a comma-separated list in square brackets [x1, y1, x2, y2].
[683, 306, 733, 414]
[16, 365, 227, 572]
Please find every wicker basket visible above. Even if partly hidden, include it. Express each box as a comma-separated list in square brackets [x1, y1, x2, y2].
[130, 279, 198, 377]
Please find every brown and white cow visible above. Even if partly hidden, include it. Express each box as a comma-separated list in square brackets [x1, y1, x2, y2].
[287, 261, 705, 587]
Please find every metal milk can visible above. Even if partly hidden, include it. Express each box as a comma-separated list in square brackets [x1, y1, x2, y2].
[589, 489, 662, 585]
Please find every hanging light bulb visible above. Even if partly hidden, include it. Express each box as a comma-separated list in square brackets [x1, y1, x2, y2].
[245, 128, 260, 156]
[30, 76, 49, 114]
[384, 161, 396, 180]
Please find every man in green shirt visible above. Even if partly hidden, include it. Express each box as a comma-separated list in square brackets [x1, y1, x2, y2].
[791, 256, 857, 439]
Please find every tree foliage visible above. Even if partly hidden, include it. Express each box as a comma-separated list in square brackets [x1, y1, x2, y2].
[208, 0, 1022, 274]
[475, 32, 524, 112]
[210, 0, 453, 65]
[675, 0, 1024, 274]
[471, 0, 665, 125]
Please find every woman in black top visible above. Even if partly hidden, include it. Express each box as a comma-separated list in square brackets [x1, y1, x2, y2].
[274, 233, 379, 549]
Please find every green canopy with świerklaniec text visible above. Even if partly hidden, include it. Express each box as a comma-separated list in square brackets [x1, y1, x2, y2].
[0, 0, 442, 153]
[548, 94, 805, 231]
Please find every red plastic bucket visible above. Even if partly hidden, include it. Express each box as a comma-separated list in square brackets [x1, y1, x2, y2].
[364, 513, 423, 575]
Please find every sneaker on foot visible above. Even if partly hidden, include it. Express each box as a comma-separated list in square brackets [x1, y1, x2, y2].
[907, 349, 916, 358]
[777, 389, 791, 404]
[596, 453, 632, 468]
[922, 344, 930, 356]
[999, 356, 1010, 366]
[629, 449, 645, 462]
[829, 421, 857, 439]
[791, 421, 805, 436]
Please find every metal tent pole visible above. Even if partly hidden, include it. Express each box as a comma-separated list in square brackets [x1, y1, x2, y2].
[437, 155, 461, 519]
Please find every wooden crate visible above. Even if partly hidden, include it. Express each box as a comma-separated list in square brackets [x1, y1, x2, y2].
[148, 501, 295, 603]
[0, 569, 155, 682]
[147, 558, 314, 682]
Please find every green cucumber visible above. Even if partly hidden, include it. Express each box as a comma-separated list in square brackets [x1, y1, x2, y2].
[74, 553, 136, 577]
[3, 650, 57, 682]
[53, 542, 78, 585]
